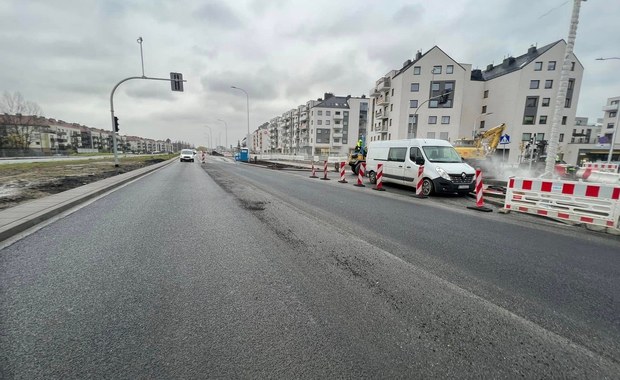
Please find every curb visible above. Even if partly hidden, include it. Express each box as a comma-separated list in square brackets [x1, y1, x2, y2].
[0, 158, 175, 243]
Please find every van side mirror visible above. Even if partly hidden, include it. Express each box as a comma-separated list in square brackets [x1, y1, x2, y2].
[415, 157, 425, 165]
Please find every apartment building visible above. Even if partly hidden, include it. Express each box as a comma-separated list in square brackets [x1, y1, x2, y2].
[367, 40, 584, 165]
[307, 93, 369, 157]
[563, 96, 620, 164]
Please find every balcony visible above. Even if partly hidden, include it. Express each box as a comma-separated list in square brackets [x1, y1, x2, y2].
[376, 76, 391, 91]
[332, 132, 343, 138]
[375, 109, 389, 120]
[333, 113, 343, 120]
[602, 103, 619, 112]
[369, 88, 380, 98]
[376, 96, 389, 106]
[331, 141, 343, 147]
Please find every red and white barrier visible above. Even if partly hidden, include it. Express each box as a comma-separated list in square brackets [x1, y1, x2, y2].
[354, 162, 366, 187]
[338, 162, 348, 183]
[467, 168, 492, 212]
[413, 165, 426, 198]
[504, 177, 620, 229]
[373, 163, 385, 191]
[581, 162, 619, 173]
[320, 160, 330, 180]
[310, 162, 318, 178]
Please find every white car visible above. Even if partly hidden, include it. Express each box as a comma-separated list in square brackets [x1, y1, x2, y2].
[180, 149, 195, 162]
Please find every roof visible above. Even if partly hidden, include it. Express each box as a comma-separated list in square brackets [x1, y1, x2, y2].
[315, 95, 350, 109]
[393, 46, 467, 80]
[477, 40, 563, 81]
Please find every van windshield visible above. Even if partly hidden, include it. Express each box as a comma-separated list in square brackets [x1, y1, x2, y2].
[422, 146, 463, 163]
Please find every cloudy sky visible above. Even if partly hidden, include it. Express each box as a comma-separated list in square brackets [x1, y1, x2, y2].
[1, 0, 618, 148]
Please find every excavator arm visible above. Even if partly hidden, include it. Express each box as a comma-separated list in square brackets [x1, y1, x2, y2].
[474, 123, 506, 155]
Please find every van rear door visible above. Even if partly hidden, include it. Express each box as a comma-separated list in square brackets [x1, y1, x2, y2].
[384, 147, 407, 184]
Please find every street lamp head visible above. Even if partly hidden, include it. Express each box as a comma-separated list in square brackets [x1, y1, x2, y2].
[137, 36, 143, 43]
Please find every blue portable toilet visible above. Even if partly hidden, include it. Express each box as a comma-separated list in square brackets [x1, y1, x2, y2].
[238, 148, 249, 162]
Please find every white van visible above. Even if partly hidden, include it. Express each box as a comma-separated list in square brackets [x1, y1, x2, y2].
[365, 139, 475, 196]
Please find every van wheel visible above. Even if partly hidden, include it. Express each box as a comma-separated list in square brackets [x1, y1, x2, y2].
[368, 171, 377, 184]
[422, 178, 434, 196]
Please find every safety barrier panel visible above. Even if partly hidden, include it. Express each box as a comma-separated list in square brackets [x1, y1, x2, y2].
[504, 177, 620, 229]
[581, 162, 619, 173]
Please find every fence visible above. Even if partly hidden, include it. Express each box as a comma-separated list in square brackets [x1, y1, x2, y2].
[504, 177, 620, 229]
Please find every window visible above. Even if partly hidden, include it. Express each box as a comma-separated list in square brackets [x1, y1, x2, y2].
[562, 116, 567, 125]
[428, 116, 437, 124]
[433, 65, 442, 74]
[389, 119, 392, 126]
[522, 133, 532, 141]
[571, 61, 575, 71]
[548, 61, 556, 70]
[409, 100, 418, 108]
[526, 97, 538, 107]
[565, 98, 571, 108]
[542, 98, 550, 107]
[444, 82, 453, 91]
[318, 110, 322, 116]
[530, 80, 540, 89]
[411, 83, 419, 92]
[482, 105, 487, 113]
[326, 120, 330, 125]
[440, 132, 449, 140]
[413, 66, 421, 75]
[534, 61, 543, 71]
[610, 111, 617, 118]
[426, 132, 436, 139]
[559, 133, 564, 142]
[326, 110, 331, 116]
[479, 120, 485, 129]
[545, 80, 553, 89]
[391, 89, 394, 96]
[317, 120, 322, 125]
[429, 100, 438, 108]
[535, 133, 544, 141]
[523, 116, 535, 125]
[317, 129, 321, 133]
[441, 116, 450, 124]
[390, 104, 393, 111]
[567, 79, 574, 90]
[483, 90, 489, 98]
[388, 147, 407, 162]
[608, 123, 615, 129]
[409, 147, 422, 161]
[431, 83, 440, 91]
[447, 65, 454, 74]
[539, 115, 547, 124]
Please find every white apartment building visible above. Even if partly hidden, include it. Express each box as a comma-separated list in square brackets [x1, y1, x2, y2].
[563, 96, 620, 164]
[307, 93, 369, 157]
[368, 40, 584, 165]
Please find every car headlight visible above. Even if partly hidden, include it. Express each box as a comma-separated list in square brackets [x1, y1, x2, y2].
[435, 166, 451, 180]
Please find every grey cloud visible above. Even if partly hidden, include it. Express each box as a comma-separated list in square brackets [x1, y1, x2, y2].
[392, 4, 424, 25]
[192, 2, 243, 28]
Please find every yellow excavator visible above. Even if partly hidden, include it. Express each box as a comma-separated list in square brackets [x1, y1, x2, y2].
[453, 123, 506, 160]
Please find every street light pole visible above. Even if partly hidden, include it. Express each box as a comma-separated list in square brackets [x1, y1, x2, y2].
[231, 86, 250, 149]
[217, 118, 228, 151]
[204, 125, 212, 150]
[473, 112, 493, 138]
[412, 91, 454, 138]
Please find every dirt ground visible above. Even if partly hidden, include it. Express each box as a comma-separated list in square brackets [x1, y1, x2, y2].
[0, 156, 170, 211]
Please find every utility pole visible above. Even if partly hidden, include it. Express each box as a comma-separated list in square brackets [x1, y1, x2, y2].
[543, 0, 586, 177]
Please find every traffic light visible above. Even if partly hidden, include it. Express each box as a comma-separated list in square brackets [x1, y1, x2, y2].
[114, 116, 119, 132]
[170, 72, 184, 92]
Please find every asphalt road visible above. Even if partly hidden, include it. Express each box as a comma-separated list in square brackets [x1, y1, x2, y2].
[1, 158, 619, 378]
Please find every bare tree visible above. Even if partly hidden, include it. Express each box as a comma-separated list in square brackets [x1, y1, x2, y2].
[0, 91, 44, 150]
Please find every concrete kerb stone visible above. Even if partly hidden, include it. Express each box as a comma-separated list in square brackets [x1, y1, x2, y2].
[0, 158, 175, 243]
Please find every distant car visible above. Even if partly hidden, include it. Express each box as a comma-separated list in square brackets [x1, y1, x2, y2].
[180, 149, 195, 162]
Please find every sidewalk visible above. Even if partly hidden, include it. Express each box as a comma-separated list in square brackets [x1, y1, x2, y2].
[0, 159, 174, 243]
